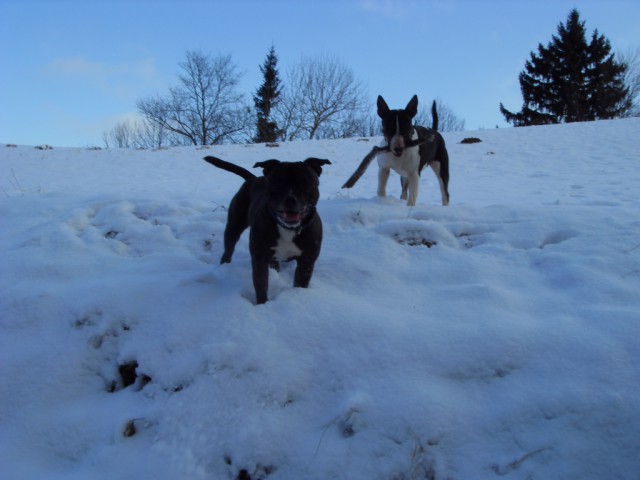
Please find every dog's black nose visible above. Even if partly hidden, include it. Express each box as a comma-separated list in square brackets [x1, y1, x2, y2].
[283, 195, 298, 209]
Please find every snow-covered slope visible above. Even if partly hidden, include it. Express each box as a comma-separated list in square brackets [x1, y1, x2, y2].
[1, 118, 639, 479]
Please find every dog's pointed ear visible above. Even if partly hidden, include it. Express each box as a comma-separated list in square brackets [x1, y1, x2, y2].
[253, 159, 281, 175]
[377, 95, 390, 118]
[406, 95, 418, 118]
[304, 158, 332, 177]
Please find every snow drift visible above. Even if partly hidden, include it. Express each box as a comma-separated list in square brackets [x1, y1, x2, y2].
[1, 118, 639, 479]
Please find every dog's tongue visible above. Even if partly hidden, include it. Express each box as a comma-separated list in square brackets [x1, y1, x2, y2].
[283, 211, 301, 223]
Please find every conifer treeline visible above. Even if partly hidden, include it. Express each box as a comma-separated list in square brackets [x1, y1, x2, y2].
[500, 9, 631, 126]
[104, 9, 636, 148]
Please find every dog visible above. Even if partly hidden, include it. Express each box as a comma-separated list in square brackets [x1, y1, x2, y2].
[376, 95, 450, 206]
[203, 156, 331, 304]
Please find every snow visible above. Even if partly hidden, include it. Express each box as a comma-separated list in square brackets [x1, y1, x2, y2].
[1, 118, 640, 479]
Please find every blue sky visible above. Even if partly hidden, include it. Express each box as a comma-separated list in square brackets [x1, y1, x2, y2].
[1, 0, 638, 147]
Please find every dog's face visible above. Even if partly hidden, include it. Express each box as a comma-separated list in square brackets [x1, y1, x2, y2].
[254, 158, 331, 229]
[377, 95, 418, 157]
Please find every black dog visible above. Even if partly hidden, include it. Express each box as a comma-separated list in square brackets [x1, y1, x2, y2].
[377, 95, 450, 206]
[203, 156, 331, 304]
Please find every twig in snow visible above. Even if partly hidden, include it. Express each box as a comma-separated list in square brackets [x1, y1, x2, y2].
[623, 242, 640, 253]
[491, 448, 549, 476]
[11, 169, 24, 195]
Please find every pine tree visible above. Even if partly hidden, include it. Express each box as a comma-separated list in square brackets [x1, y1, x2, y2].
[586, 29, 631, 119]
[253, 46, 282, 143]
[500, 9, 630, 126]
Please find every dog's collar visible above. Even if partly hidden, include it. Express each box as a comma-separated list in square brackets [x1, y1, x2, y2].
[269, 206, 315, 234]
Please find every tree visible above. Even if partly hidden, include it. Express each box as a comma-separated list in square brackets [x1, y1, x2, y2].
[618, 47, 640, 117]
[134, 118, 187, 149]
[346, 99, 465, 138]
[103, 118, 188, 149]
[500, 9, 630, 126]
[349, 112, 380, 138]
[275, 54, 368, 140]
[137, 50, 251, 145]
[253, 46, 282, 143]
[103, 120, 136, 149]
[414, 98, 465, 132]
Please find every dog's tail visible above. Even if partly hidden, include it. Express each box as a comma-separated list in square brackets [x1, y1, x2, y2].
[203, 156, 256, 180]
[431, 100, 439, 132]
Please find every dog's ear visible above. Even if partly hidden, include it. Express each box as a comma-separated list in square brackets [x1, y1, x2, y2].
[304, 158, 332, 177]
[253, 159, 281, 176]
[406, 95, 418, 118]
[377, 95, 390, 118]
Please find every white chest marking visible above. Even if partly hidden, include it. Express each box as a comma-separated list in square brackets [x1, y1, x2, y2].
[378, 148, 420, 177]
[272, 226, 302, 261]
[377, 142, 421, 177]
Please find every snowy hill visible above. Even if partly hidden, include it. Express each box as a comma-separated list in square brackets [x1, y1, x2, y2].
[1, 118, 640, 479]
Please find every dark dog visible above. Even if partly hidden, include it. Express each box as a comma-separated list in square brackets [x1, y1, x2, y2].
[377, 95, 450, 206]
[203, 156, 331, 304]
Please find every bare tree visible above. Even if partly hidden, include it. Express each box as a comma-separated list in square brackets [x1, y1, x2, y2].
[339, 98, 466, 139]
[349, 111, 381, 137]
[137, 51, 251, 146]
[324, 110, 379, 138]
[414, 98, 466, 132]
[103, 120, 136, 148]
[618, 47, 640, 117]
[275, 55, 368, 140]
[102, 118, 188, 149]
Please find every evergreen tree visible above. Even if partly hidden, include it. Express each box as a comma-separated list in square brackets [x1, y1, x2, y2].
[500, 9, 629, 126]
[253, 46, 282, 143]
[586, 29, 631, 119]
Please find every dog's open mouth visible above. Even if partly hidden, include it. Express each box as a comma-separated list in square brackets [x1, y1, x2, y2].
[277, 209, 303, 226]
[392, 149, 404, 157]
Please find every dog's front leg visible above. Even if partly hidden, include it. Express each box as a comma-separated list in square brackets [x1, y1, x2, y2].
[251, 255, 270, 304]
[293, 255, 316, 289]
[378, 167, 390, 197]
[400, 177, 409, 200]
[406, 172, 420, 206]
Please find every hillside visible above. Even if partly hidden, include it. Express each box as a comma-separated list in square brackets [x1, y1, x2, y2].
[1, 118, 640, 479]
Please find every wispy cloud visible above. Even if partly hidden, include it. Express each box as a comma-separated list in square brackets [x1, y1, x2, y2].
[45, 56, 162, 97]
